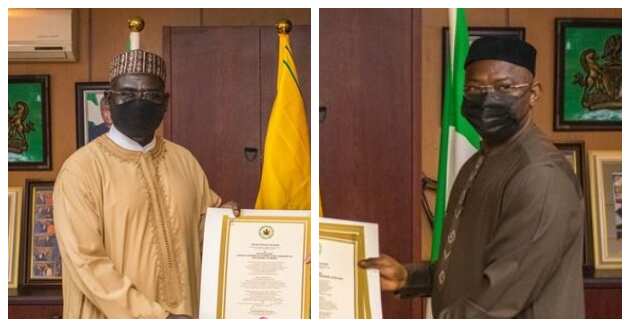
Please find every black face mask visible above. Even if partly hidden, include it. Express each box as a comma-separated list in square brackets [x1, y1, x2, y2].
[110, 99, 166, 141]
[462, 91, 529, 145]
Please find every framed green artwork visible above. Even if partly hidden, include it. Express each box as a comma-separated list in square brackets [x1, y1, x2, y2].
[554, 18, 621, 131]
[8, 75, 52, 170]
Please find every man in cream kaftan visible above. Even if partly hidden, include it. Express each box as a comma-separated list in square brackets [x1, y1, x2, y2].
[54, 126, 222, 318]
[54, 22, 232, 318]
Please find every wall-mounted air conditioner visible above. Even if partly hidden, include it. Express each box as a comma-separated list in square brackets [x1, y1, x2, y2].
[9, 9, 79, 62]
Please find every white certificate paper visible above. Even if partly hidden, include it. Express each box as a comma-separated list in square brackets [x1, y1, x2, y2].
[200, 208, 310, 319]
[319, 217, 382, 319]
[319, 238, 357, 318]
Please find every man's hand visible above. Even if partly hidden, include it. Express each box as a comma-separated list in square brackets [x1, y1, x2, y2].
[358, 254, 408, 291]
[167, 314, 191, 319]
[220, 201, 241, 217]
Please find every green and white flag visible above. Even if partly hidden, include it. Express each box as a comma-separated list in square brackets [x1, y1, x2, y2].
[431, 8, 481, 262]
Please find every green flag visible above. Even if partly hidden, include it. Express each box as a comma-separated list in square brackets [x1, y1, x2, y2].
[431, 8, 481, 262]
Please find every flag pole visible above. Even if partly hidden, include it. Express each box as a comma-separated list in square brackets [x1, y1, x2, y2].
[127, 16, 144, 51]
[432, 8, 457, 263]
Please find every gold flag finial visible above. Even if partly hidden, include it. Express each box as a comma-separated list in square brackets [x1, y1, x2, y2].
[275, 19, 292, 34]
[128, 16, 145, 32]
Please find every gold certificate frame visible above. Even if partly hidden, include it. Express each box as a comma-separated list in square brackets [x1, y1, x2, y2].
[589, 150, 622, 274]
[320, 223, 371, 319]
[215, 215, 310, 318]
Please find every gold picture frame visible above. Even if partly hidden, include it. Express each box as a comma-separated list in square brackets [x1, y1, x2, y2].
[320, 222, 372, 319]
[215, 215, 311, 318]
[8, 186, 23, 293]
[588, 151, 622, 275]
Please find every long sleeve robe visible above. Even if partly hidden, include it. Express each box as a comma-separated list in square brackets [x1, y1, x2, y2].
[399, 124, 585, 318]
[53, 134, 221, 318]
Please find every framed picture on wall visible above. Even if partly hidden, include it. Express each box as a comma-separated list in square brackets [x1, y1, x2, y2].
[75, 82, 111, 147]
[441, 27, 526, 118]
[554, 141, 594, 274]
[8, 75, 52, 170]
[22, 180, 62, 289]
[554, 18, 621, 131]
[588, 151, 621, 276]
[9, 186, 24, 294]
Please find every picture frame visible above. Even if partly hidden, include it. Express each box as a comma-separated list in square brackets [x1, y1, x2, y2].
[75, 82, 111, 147]
[9, 186, 24, 294]
[441, 27, 526, 117]
[588, 151, 621, 276]
[200, 208, 311, 319]
[319, 217, 382, 319]
[554, 18, 621, 131]
[21, 180, 62, 289]
[553, 141, 594, 274]
[8, 75, 52, 170]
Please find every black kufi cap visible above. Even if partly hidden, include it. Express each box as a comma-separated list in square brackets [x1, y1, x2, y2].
[466, 36, 537, 76]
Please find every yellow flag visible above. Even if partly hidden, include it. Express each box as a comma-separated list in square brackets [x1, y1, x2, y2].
[255, 29, 310, 210]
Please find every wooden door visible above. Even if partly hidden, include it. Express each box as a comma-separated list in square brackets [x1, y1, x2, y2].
[164, 26, 311, 208]
[320, 9, 424, 318]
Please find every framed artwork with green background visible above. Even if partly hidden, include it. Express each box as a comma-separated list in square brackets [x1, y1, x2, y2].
[555, 18, 621, 131]
[8, 75, 51, 170]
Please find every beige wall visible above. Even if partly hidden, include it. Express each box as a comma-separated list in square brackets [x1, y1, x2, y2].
[8, 8, 310, 188]
[419, 8, 622, 259]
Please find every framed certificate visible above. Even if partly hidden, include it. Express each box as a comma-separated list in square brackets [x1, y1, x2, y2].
[319, 217, 382, 319]
[200, 208, 310, 319]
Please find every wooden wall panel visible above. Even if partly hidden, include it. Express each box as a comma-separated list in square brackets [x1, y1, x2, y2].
[202, 8, 310, 26]
[165, 26, 262, 207]
[410, 8, 425, 317]
[320, 8, 418, 318]
[163, 25, 311, 208]
[8, 304, 62, 319]
[584, 286, 622, 318]
[583, 278, 622, 318]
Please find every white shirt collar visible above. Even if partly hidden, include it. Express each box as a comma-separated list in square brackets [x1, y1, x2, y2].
[106, 125, 156, 153]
